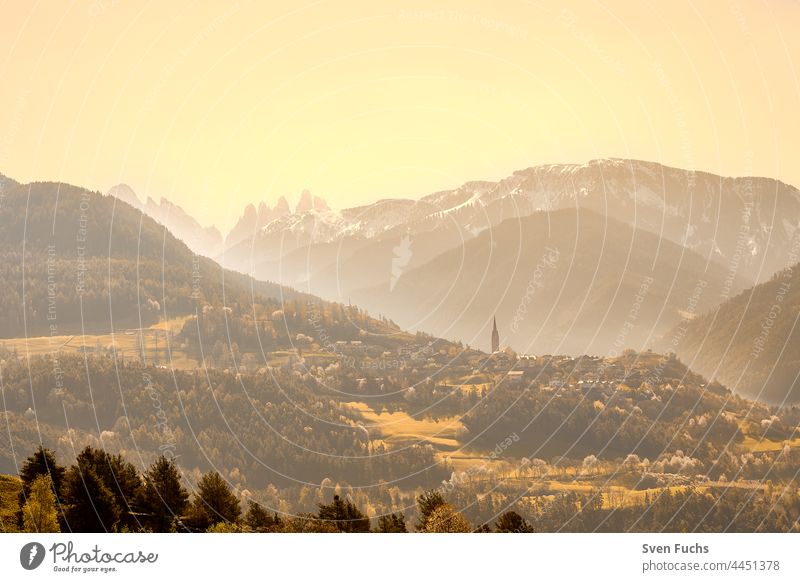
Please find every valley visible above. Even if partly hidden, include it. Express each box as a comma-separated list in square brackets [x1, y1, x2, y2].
[2, 166, 800, 533]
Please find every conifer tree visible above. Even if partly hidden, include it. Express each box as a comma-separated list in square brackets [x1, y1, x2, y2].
[71, 447, 141, 530]
[494, 511, 533, 533]
[187, 471, 241, 530]
[317, 495, 370, 532]
[139, 456, 189, 532]
[244, 500, 282, 532]
[376, 512, 407, 533]
[63, 463, 121, 532]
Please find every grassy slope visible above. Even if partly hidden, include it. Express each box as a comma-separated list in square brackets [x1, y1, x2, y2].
[0, 474, 21, 532]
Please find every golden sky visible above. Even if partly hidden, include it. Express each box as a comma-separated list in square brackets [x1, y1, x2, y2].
[1, 0, 798, 230]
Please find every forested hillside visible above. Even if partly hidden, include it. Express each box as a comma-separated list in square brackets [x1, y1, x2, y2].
[0, 180, 302, 336]
[666, 264, 800, 405]
[0, 353, 444, 489]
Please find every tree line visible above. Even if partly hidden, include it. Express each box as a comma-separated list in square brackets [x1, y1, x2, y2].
[12, 445, 798, 533]
[10, 445, 537, 533]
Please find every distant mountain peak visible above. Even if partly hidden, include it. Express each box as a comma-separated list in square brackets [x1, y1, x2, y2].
[290, 189, 330, 213]
[242, 203, 258, 220]
[106, 183, 142, 209]
[105, 184, 222, 258]
[296, 189, 314, 213]
[314, 195, 329, 211]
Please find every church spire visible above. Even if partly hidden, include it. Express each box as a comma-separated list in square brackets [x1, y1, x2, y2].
[491, 315, 500, 353]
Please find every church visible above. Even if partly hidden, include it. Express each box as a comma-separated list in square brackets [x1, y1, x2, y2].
[483, 315, 514, 371]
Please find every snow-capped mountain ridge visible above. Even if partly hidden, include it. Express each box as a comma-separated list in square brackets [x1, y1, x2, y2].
[108, 159, 800, 288]
[221, 159, 800, 287]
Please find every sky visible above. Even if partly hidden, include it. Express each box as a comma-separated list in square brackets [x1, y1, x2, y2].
[1, 0, 798, 231]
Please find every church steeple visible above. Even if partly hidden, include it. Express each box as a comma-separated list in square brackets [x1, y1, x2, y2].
[491, 316, 500, 353]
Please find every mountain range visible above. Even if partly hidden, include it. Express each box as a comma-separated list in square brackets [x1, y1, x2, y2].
[217, 159, 800, 286]
[351, 208, 750, 355]
[110, 159, 800, 296]
[11, 158, 800, 404]
[201, 159, 796, 357]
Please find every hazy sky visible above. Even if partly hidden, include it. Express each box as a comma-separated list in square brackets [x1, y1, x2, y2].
[1, 0, 798, 230]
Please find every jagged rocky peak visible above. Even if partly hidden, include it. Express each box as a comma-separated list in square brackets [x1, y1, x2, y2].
[224, 203, 259, 247]
[106, 184, 142, 208]
[314, 195, 329, 211]
[255, 197, 292, 228]
[296, 189, 314, 213]
[275, 196, 290, 212]
[105, 183, 222, 257]
[293, 189, 331, 213]
[226, 194, 298, 247]
[242, 202, 258, 221]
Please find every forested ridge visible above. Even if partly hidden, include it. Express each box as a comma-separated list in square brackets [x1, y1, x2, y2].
[0, 180, 306, 336]
[667, 264, 800, 405]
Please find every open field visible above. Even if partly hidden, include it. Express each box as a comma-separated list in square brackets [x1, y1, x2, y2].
[741, 434, 800, 453]
[345, 401, 516, 471]
[346, 401, 463, 450]
[0, 316, 197, 370]
[544, 481, 690, 509]
[737, 417, 800, 452]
